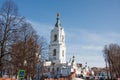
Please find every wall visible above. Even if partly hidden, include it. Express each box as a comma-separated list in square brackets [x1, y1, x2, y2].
[0, 78, 16, 80]
[44, 69, 76, 80]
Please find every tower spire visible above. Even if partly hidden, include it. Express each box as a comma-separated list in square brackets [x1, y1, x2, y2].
[55, 13, 61, 27]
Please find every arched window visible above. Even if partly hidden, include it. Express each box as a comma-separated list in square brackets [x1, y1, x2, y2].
[53, 49, 56, 56]
[54, 34, 57, 41]
[62, 35, 64, 42]
[62, 50, 64, 57]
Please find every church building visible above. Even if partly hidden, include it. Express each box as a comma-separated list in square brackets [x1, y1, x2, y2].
[42, 13, 76, 78]
[40, 13, 94, 80]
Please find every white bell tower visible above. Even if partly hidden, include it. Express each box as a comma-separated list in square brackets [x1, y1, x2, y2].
[49, 13, 66, 64]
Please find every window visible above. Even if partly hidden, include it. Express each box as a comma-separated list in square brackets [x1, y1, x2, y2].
[57, 67, 59, 71]
[48, 68, 50, 72]
[62, 50, 64, 57]
[52, 68, 54, 72]
[53, 49, 56, 56]
[54, 34, 57, 41]
[62, 35, 64, 42]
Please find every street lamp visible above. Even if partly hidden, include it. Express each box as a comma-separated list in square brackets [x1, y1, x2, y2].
[24, 60, 27, 66]
[24, 60, 27, 79]
[36, 52, 40, 80]
[36, 60, 40, 80]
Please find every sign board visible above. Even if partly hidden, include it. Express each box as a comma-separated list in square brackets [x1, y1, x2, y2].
[18, 70, 25, 79]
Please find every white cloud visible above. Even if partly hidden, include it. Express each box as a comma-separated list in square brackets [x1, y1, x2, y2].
[28, 20, 53, 41]
[65, 28, 120, 67]
[80, 45, 103, 51]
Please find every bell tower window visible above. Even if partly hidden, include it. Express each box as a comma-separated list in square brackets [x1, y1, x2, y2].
[62, 50, 64, 57]
[53, 49, 56, 56]
[62, 35, 64, 42]
[54, 34, 57, 41]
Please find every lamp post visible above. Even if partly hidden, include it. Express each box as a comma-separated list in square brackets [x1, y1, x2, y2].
[36, 63, 40, 80]
[36, 53, 40, 80]
[24, 60, 27, 80]
[24, 60, 27, 66]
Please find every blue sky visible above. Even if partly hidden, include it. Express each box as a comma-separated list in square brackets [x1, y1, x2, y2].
[0, 0, 120, 67]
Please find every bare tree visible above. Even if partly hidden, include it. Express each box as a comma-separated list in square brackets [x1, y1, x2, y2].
[9, 22, 48, 79]
[0, 0, 48, 78]
[9, 38, 38, 79]
[0, 0, 24, 76]
[103, 44, 120, 79]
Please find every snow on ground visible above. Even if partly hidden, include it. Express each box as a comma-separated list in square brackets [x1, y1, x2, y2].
[75, 78, 84, 80]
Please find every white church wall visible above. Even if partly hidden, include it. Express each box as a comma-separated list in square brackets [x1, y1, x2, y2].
[49, 13, 66, 64]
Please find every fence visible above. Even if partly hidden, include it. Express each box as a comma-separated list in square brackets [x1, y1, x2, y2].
[0, 78, 16, 80]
